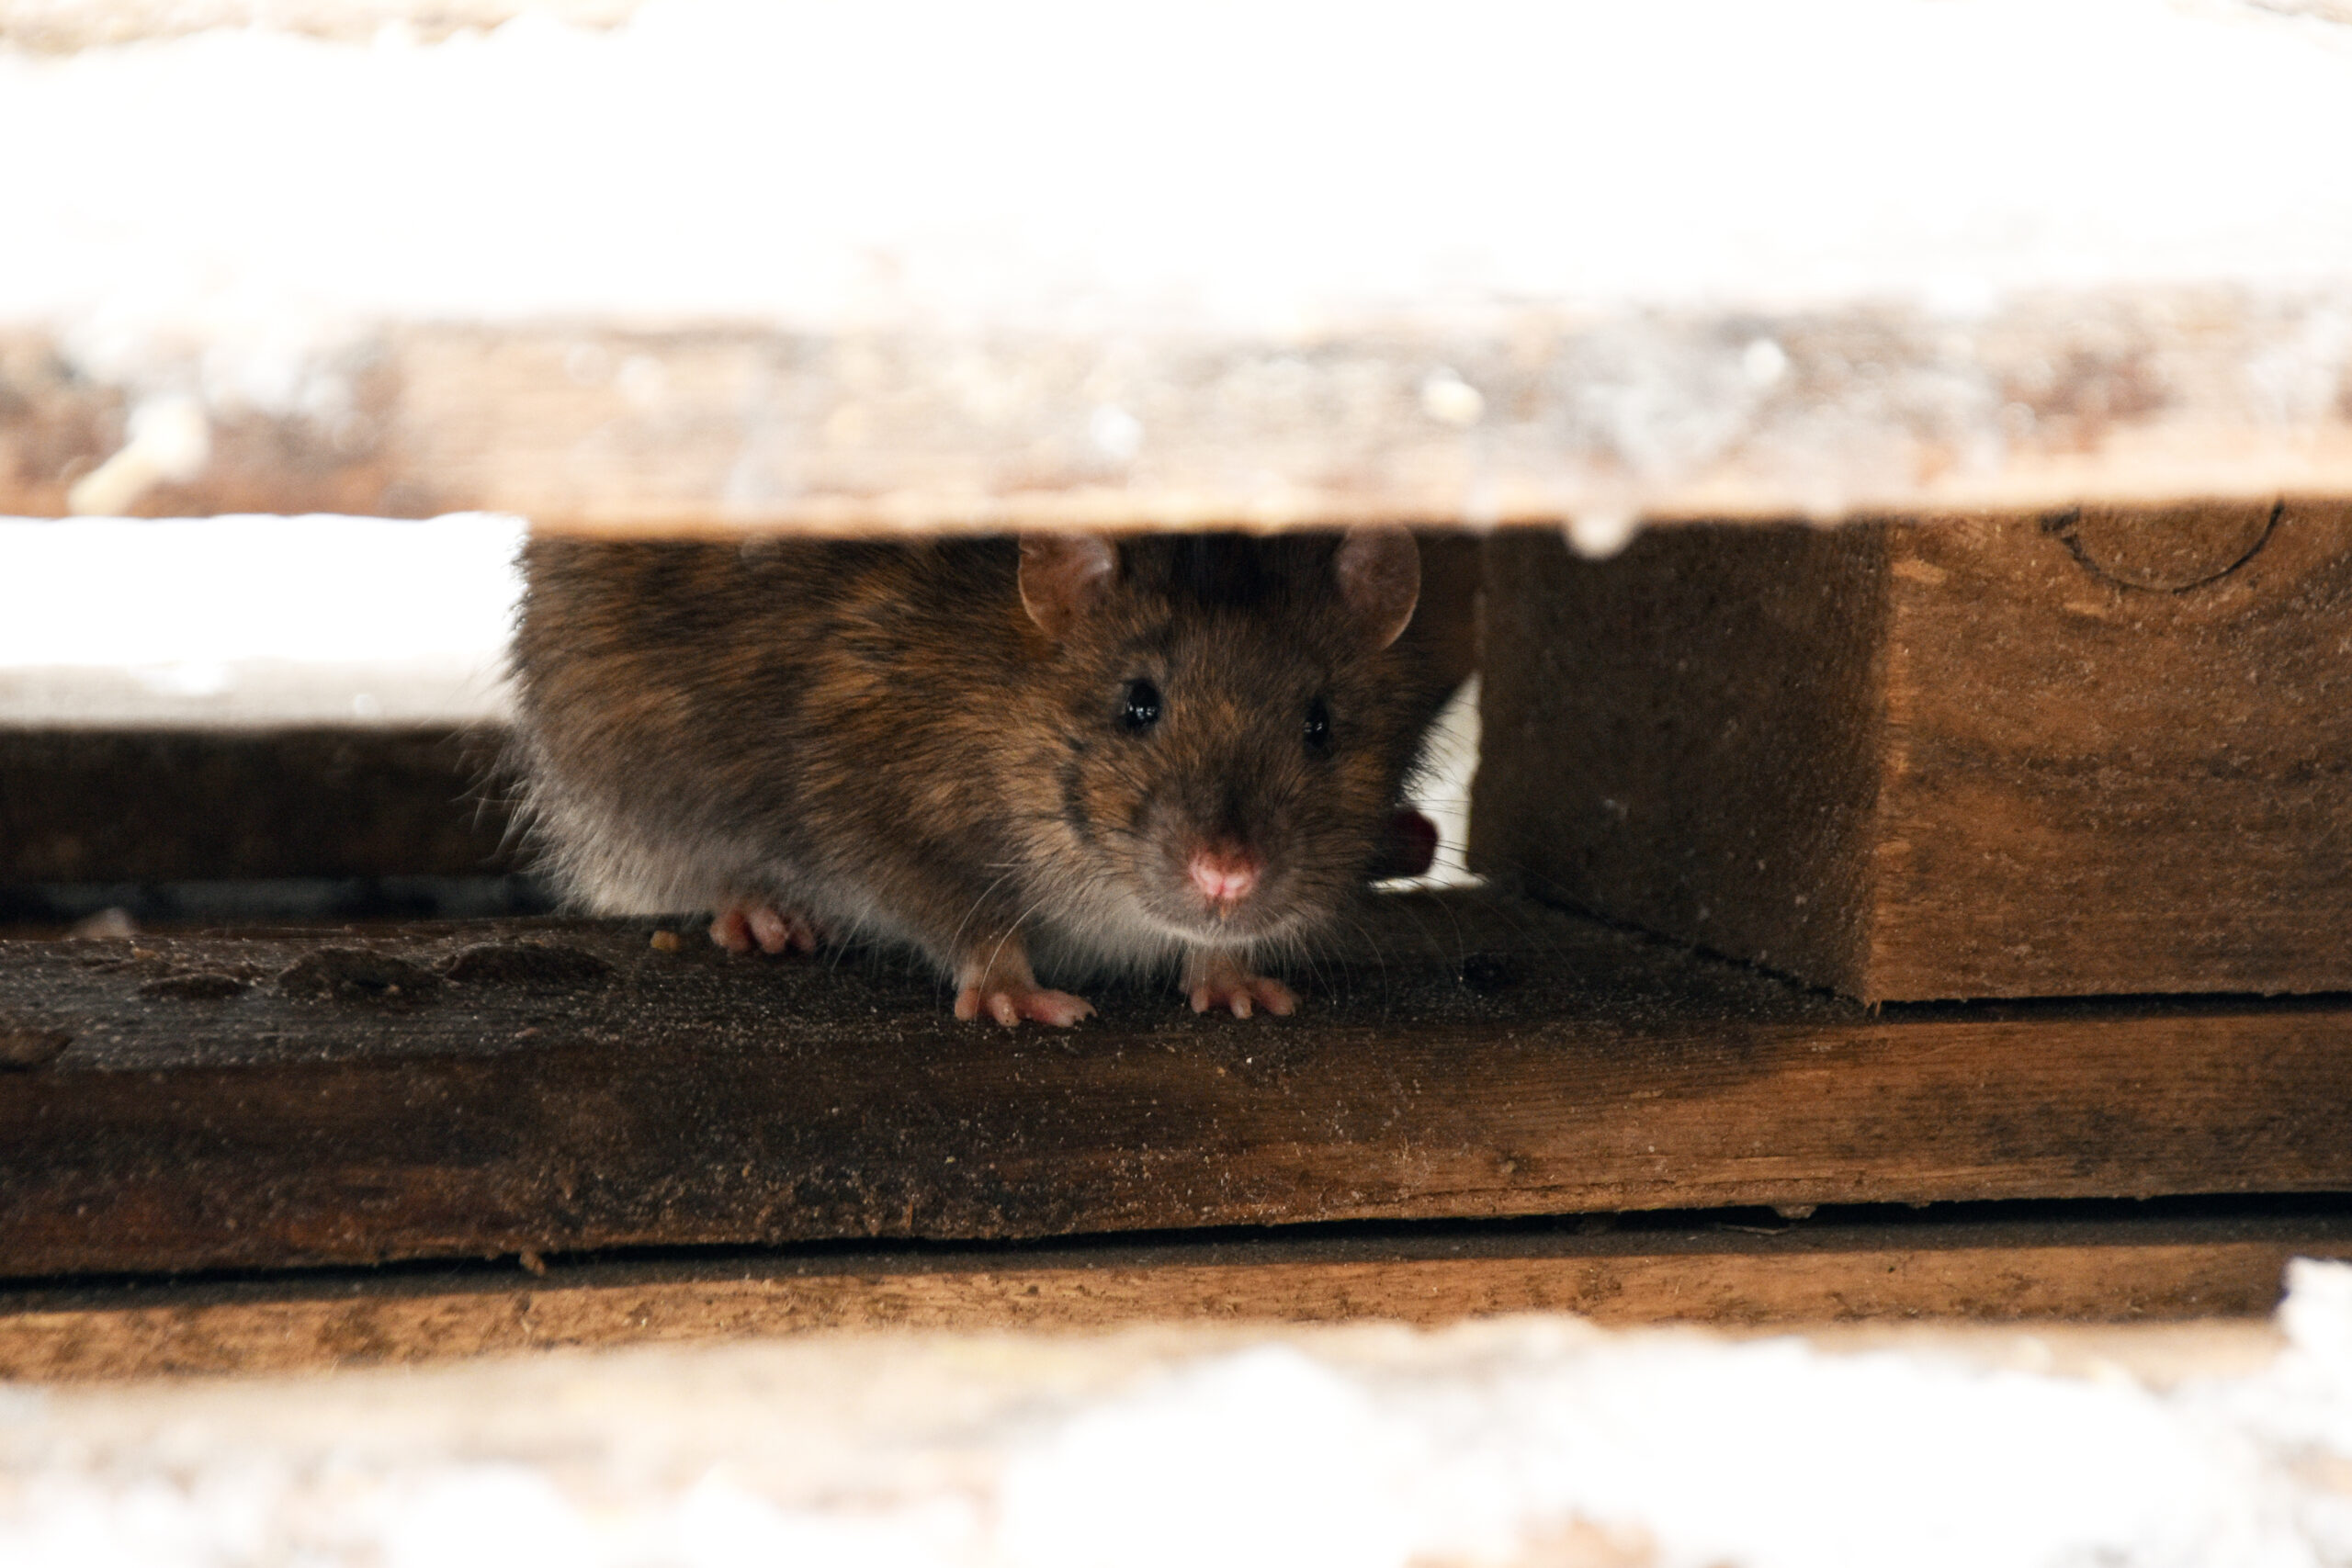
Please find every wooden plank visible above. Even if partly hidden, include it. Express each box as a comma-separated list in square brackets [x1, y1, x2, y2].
[1472, 509, 2352, 1001]
[5, 895, 2352, 1276]
[6, 1208, 2347, 1382]
[14, 5, 2352, 542]
[0, 727, 515, 885]
[9, 294, 2352, 531]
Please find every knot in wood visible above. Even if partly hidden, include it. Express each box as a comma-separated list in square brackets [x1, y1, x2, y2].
[0, 1016, 73, 1067]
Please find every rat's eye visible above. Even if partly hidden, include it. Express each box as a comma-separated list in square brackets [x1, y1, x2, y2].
[1304, 696, 1333, 754]
[1120, 678, 1163, 733]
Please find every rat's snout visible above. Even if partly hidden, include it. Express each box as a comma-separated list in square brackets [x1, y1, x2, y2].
[1187, 840, 1263, 915]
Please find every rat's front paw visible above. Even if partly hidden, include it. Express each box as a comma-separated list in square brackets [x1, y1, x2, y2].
[1183, 952, 1297, 1019]
[951, 942, 1093, 1027]
[710, 901, 821, 956]
[954, 982, 1097, 1028]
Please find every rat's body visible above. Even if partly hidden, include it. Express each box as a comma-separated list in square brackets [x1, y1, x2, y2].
[511, 530, 1448, 1023]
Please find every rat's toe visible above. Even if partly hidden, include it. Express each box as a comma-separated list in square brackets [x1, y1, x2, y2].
[956, 984, 1095, 1028]
[1251, 977, 1298, 1016]
[1026, 989, 1096, 1027]
[1184, 959, 1297, 1020]
[748, 905, 820, 955]
[709, 908, 756, 954]
[1204, 977, 1293, 1017]
[714, 900, 820, 957]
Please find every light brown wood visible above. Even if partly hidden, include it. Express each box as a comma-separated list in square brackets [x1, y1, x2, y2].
[1473, 509, 2352, 1000]
[9, 292, 2352, 530]
[6, 1211, 2344, 1382]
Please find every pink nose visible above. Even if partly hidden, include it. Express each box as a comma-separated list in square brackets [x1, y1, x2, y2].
[1188, 845, 1262, 908]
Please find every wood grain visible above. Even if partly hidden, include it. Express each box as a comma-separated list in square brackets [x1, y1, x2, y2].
[1473, 510, 2352, 1000]
[4, 897, 2351, 1276]
[9, 291, 2352, 530]
[6, 1210, 2346, 1382]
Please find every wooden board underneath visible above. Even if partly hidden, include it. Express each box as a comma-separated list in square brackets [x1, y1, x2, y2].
[0, 727, 514, 885]
[4, 894, 2351, 1278]
[6, 1208, 2345, 1382]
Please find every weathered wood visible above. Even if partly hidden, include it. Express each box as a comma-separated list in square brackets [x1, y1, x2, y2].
[0, 727, 514, 884]
[9, 294, 2352, 530]
[4, 896, 2351, 1277]
[6, 1208, 2346, 1382]
[1473, 509, 2352, 1001]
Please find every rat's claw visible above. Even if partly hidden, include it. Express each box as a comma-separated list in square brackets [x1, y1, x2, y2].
[712, 901, 821, 956]
[1183, 952, 1297, 1019]
[955, 984, 1096, 1028]
[1188, 974, 1297, 1019]
[748, 905, 820, 954]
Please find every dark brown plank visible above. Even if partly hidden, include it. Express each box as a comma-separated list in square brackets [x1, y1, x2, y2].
[3, 895, 2350, 1277]
[1472, 523, 1889, 990]
[0, 727, 515, 885]
[1473, 510, 2352, 1001]
[1871, 509, 2352, 998]
[7, 1209, 2346, 1382]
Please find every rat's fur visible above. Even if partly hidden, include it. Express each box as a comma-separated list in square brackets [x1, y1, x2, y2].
[510, 531, 1451, 1017]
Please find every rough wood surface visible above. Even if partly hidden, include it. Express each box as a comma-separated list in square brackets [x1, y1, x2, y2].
[6, 1209, 2345, 1382]
[9, 292, 2352, 530]
[0, 727, 514, 884]
[1473, 508, 2352, 1000]
[4, 895, 2351, 1277]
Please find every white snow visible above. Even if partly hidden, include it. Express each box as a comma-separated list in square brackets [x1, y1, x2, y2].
[0, 513, 525, 724]
[4, 1261, 2350, 1567]
[4, 0, 2352, 401]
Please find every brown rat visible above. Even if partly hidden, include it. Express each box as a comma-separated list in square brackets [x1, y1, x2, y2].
[509, 529, 1452, 1025]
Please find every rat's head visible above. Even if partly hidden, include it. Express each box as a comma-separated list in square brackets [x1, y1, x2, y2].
[1015, 527, 1428, 953]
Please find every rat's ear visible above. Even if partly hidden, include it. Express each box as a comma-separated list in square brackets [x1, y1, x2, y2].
[1333, 525, 1420, 651]
[1019, 533, 1120, 638]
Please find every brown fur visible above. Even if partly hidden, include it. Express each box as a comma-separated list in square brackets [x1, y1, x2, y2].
[509, 532, 1453, 1007]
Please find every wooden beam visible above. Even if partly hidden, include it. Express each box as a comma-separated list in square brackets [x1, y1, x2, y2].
[5, 895, 2352, 1276]
[0, 727, 514, 885]
[6, 1208, 2346, 1382]
[9, 293, 2352, 530]
[1472, 510, 2352, 1000]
